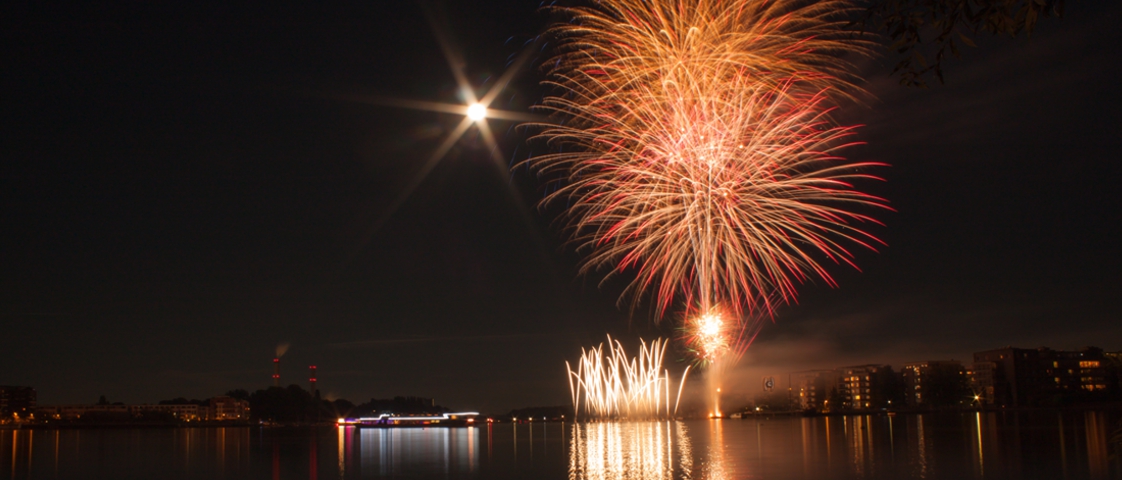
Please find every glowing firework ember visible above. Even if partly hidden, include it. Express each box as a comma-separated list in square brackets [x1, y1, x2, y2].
[686, 310, 729, 364]
[527, 0, 887, 326]
[567, 336, 690, 419]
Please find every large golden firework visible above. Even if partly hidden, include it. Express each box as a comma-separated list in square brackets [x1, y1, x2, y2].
[527, 0, 887, 333]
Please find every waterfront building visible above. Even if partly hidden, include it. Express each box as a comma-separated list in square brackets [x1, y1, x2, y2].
[1040, 347, 1110, 393]
[37, 403, 203, 420]
[967, 361, 997, 405]
[838, 364, 894, 410]
[0, 386, 37, 422]
[902, 360, 968, 407]
[973, 347, 1043, 407]
[37, 396, 250, 422]
[791, 370, 838, 411]
[974, 346, 1120, 407]
[209, 396, 250, 420]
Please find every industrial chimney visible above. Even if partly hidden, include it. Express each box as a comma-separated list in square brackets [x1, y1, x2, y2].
[309, 365, 317, 395]
[272, 358, 280, 387]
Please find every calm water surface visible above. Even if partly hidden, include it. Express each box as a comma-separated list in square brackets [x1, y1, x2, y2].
[2, 411, 1119, 479]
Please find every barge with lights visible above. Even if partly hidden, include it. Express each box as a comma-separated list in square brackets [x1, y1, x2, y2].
[337, 412, 479, 428]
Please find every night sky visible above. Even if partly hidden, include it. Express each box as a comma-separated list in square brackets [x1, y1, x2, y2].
[3, 1, 1120, 413]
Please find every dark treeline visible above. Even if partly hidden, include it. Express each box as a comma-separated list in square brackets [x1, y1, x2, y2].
[350, 396, 448, 417]
[229, 385, 352, 424]
[157, 398, 208, 406]
[219, 388, 449, 424]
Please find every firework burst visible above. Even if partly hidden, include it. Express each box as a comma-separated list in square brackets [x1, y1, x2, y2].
[683, 310, 729, 364]
[527, 0, 887, 332]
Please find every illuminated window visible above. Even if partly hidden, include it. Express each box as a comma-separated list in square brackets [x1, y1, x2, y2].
[1079, 361, 1100, 368]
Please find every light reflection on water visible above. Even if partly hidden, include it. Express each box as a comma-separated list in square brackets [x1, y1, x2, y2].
[567, 421, 692, 480]
[1, 411, 1120, 479]
[355, 426, 478, 477]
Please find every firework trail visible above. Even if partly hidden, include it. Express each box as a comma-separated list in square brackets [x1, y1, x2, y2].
[567, 336, 690, 419]
[527, 0, 887, 363]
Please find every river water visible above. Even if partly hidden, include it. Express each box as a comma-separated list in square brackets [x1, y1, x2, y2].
[2, 411, 1118, 479]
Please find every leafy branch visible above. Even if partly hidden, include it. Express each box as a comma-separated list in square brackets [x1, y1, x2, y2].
[856, 0, 1067, 86]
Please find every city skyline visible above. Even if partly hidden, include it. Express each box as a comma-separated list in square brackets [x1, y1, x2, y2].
[8, 341, 1117, 418]
[2, 1, 1121, 413]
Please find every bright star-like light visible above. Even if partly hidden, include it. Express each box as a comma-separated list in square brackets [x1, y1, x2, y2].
[319, 6, 545, 259]
[467, 103, 487, 122]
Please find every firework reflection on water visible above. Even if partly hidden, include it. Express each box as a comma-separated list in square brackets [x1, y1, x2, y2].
[568, 421, 695, 480]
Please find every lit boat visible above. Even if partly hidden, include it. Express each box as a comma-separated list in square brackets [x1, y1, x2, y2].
[337, 412, 479, 427]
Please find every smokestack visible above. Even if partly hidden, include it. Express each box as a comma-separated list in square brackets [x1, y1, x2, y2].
[309, 366, 317, 395]
[273, 358, 280, 387]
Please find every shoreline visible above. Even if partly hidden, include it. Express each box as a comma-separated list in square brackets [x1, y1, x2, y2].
[6, 406, 1121, 430]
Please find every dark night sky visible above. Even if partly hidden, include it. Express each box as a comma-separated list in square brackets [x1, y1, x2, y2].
[2, 1, 1120, 413]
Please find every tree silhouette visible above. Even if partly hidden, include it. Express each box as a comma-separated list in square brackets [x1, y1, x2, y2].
[858, 0, 1067, 86]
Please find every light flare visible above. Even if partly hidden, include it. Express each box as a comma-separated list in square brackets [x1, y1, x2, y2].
[466, 103, 487, 122]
